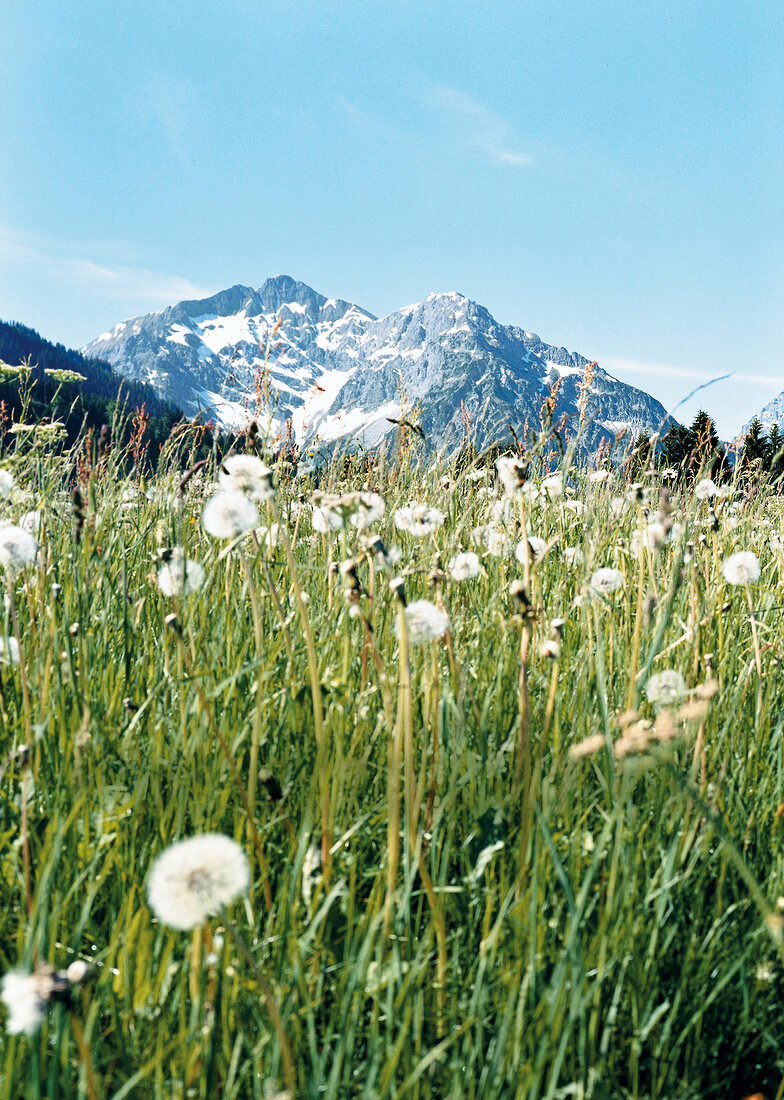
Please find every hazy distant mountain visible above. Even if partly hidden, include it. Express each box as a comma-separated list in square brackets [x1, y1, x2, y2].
[83, 275, 671, 455]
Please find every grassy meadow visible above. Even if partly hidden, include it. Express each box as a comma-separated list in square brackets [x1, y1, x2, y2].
[2, 415, 784, 1099]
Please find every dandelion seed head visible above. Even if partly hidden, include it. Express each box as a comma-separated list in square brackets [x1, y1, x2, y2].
[694, 478, 718, 500]
[541, 475, 563, 498]
[589, 567, 624, 595]
[0, 525, 39, 574]
[156, 549, 205, 598]
[0, 636, 20, 665]
[516, 536, 547, 565]
[393, 503, 445, 537]
[397, 600, 449, 644]
[588, 469, 611, 484]
[449, 551, 481, 580]
[218, 455, 274, 501]
[645, 670, 687, 706]
[147, 834, 250, 930]
[1, 971, 48, 1035]
[721, 551, 760, 586]
[350, 492, 385, 529]
[202, 491, 259, 539]
[0, 470, 14, 500]
[495, 456, 527, 495]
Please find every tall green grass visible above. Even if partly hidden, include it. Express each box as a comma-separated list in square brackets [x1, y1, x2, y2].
[1, 425, 784, 1099]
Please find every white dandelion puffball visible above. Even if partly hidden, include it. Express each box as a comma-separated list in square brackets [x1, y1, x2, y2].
[0, 637, 20, 665]
[19, 511, 42, 535]
[202, 491, 258, 539]
[645, 670, 687, 706]
[218, 454, 274, 501]
[157, 551, 205, 598]
[312, 504, 345, 532]
[722, 551, 761, 586]
[350, 492, 386, 530]
[563, 546, 585, 567]
[694, 478, 718, 501]
[393, 503, 445, 537]
[0, 525, 39, 574]
[0, 469, 15, 500]
[516, 536, 547, 565]
[147, 834, 250, 930]
[590, 567, 624, 595]
[397, 600, 450, 645]
[449, 551, 481, 580]
[588, 469, 611, 484]
[1, 971, 48, 1035]
[563, 499, 587, 517]
[472, 525, 510, 556]
[541, 475, 563, 498]
[495, 455, 527, 494]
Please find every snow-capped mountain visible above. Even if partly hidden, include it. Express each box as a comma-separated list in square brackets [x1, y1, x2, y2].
[82, 275, 671, 455]
[741, 393, 784, 437]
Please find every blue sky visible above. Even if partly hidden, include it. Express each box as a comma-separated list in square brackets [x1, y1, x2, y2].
[2, 0, 782, 438]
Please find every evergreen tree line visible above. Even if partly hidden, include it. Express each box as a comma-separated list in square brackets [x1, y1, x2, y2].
[629, 411, 784, 486]
[0, 320, 194, 471]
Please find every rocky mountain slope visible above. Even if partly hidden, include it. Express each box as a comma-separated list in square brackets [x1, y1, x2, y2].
[83, 275, 671, 455]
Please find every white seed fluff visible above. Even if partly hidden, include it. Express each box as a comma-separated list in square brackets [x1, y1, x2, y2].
[449, 551, 482, 580]
[397, 600, 450, 645]
[645, 670, 687, 706]
[202, 491, 259, 540]
[0, 636, 20, 665]
[1, 971, 48, 1035]
[0, 526, 39, 574]
[393, 503, 445, 537]
[156, 550, 205, 598]
[147, 834, 250, 930]
[589, 567, 624, 595]
[0, 469, 14, 500]
[721, 551, 761, 586]
[218, 455, 274, 501]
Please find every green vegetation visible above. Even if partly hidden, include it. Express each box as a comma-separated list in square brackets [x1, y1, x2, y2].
[1, 417, 784, 1100]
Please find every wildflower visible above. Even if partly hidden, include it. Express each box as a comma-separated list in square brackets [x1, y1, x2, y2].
[0, 526, 38, 574]
[540, 639, 560, 659]
[156, 549, 205, 598]
[44, 368, 86, 383]
[218, 455, 274, 501]
[541, 475, 563, 498]
[495, 455, 527, 494]
[694, 478, 718, 500]
[397, 600, 449, 644]
[589, 469, 611, 484]
[721, 551, 760, 586]
[563, 546, 584, 566]
[449, 551, 481, 580]
[0, 637, 20, 665]
[645, 670, 687, 706]
[147, 834, 250, 930]
[589, 567, 624, 595]
[393, 502, 445, 537]
[568, 733, 606, 760]
[0, 470, 13, 500]
[202, 491, 259, 539]
[563, 499, 587, 517]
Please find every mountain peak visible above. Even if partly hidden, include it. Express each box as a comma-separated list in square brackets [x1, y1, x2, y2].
[82, 276, 670, 455]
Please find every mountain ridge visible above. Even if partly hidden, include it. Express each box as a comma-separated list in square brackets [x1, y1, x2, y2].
[83, 275, 673, 456]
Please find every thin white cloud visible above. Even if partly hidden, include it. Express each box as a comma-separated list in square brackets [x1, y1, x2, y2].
[0, 229, 215, 311]
[602, 355, 784, 389]
[428, 85, 533, 168]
